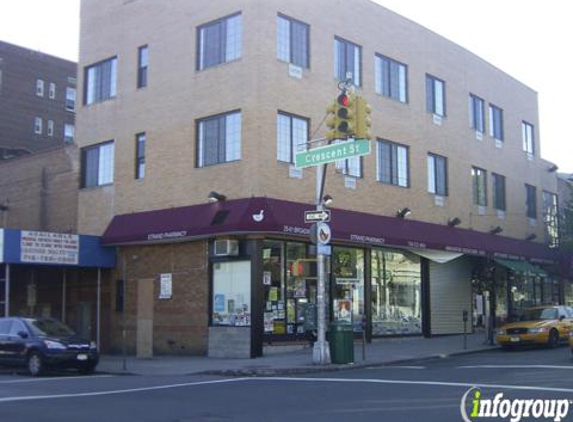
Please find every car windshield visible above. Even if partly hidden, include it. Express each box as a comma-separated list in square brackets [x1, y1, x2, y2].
[520, 308, 558, 321]
[26, 319, 75, 337]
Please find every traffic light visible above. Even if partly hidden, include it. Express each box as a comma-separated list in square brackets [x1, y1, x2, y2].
[355, 96, 372, 140]
[326, 91, 356, 140]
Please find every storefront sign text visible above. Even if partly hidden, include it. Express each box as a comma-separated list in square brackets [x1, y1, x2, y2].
[283, 225, 310, 235]
[148, 231, 188, 241]
[350, 234, 386, 245]
[20, 231, 79, 265]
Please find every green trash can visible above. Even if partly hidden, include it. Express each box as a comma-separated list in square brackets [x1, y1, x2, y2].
[329, 321, 354, 364]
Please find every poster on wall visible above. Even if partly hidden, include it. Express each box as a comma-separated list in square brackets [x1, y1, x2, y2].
[263, 271, 272, 285]
[20, 231, 79, 265]
[335, 299, 352, 323]
[214, 294, 226, 312]
[159, 273, 173, 299]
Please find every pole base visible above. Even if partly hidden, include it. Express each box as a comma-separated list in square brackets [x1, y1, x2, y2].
[312, 340, 331, 365]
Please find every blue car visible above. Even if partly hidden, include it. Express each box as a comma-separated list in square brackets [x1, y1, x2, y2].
[0, 317, 99, 376]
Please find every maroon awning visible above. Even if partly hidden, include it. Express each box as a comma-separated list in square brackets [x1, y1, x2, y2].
[102, 197, 556, 262]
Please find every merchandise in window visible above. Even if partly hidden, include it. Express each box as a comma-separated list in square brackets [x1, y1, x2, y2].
[212, 261, 251, 326]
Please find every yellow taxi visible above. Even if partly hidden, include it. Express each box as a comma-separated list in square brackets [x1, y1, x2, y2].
[496, 306, 573, 349]
[570, 327, 573, 355]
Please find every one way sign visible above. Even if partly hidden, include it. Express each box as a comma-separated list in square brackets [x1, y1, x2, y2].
[304, 210, 331, 223]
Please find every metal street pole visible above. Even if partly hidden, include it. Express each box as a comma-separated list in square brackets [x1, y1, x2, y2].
[313, 163, 331, 365]
[122, 255, 127, 371]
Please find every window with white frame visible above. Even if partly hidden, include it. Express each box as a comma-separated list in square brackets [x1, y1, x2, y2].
[489, 104, 504, 141]
[81, 141, 115, 188]
[375, 54, 407, 103]
[277, 112, 308, 164]
[542, 191, 559, 247]
[377, 139, 409, 187]
[522, 121, 535, 156]
[426, 74, 446, 116]
[336, 153, 362, 178]
[197, 13, 242, 71]
[34, 117, 43, 134]
[66, 87, 76, 112]
[492, 173, 506, 211]
[84, 57, 117, 105]
[137, 45, 148, 88]
[64, 124, 75, 144]
[469, 94, 485, 133]
[47, 120, 54, 137]
[277, 14, 309, 69]
[334, 37, 361, 86]
[472, 167, 487, 206]
[49, 82, 56, 100]
[427, 153, 447, 196]
[135, 132, 146, 179]
[36, 79, 44, 97]
[197, 111, 241, 167]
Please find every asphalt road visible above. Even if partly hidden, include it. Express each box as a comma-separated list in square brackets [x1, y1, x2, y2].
[0, 346, 572, 422]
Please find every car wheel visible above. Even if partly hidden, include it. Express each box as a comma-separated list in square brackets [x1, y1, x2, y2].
[27, 352, 44, 376]
[501, 345, 514, 351]
[548, 329, 559, 348]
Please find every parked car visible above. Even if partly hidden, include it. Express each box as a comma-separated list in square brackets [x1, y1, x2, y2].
[496, 305, 573, 349]
[0, 317, 99, 376]
[570, 329, 573, 355]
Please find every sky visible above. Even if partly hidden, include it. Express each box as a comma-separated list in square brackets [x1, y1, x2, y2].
[0, 0, 570, 173]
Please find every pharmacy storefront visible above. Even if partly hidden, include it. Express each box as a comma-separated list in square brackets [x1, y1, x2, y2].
[102, 197, 558, 358]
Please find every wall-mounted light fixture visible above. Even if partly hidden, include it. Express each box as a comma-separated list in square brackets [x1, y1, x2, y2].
[322, 195, 333, 207]
[0, 204, 8, 211]
[548, 164, 559, 173]
[396, 207, 411, 219]
[447, 217, 461, 227]
[490, 226, 503, 235]
[525, 233, 537, 241]
[207, 191, 226, 203]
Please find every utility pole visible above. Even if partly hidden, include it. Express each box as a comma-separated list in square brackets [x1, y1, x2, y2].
[313, 162, 331, 365]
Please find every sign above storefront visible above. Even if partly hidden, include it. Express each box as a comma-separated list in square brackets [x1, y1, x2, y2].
[21, 231, 79, 265]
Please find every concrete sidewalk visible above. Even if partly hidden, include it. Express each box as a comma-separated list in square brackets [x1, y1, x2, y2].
[97, 332, 497, 376]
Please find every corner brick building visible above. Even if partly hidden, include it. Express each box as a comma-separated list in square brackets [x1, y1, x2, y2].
[73, 0, 564, 357]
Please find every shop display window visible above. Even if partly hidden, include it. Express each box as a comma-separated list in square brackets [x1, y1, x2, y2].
[332, 247, 364, 331]
[371, 249, 421, 335]
[212, 261, 251, 326]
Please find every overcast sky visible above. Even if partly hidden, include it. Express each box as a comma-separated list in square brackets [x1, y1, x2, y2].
[0, 0, 570, 173]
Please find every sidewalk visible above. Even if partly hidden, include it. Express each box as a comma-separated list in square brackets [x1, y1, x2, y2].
[97, 332, 497, 376]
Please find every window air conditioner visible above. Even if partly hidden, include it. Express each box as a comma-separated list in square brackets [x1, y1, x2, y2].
[214, 239, 239, 256]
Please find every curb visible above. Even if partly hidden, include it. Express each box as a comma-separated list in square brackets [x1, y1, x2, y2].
[192, 347, 499, 377]
[97, 346, 499, 377]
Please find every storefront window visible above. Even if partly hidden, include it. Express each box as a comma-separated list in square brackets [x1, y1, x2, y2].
[212, 261, 251, 326]
[285, 243, 317, 335]
[332, 247, 364, 331]
[509, 274, 535, 321]
[371, 249, 421, 335]
[262, 241, 285, 335]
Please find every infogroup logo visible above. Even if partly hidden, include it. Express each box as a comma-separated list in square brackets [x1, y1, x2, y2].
[460, 388, 571, 422]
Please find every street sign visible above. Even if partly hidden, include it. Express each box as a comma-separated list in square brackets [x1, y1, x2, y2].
[305, 210, 331, 223]
[317, 244, 332, 256]
[316, 223, 332, 245]
[295, 139, 371, 169]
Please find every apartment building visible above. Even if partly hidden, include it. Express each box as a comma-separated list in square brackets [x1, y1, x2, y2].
[76, 0, 562, 357]
[0, 41, 77, 160]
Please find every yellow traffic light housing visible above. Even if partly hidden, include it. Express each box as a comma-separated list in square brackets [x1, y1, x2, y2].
[326, 91, 356, 140]
[355, 96, 372, 140]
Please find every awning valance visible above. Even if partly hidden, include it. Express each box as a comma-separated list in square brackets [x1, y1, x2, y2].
[495, 258, 548, 277]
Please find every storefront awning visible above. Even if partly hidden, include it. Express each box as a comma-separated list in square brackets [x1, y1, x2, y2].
[102, 197, 557, 263]
[494, 258, 548, 277]
[406, 248, 463, 264]
[0, 229, 115, 268]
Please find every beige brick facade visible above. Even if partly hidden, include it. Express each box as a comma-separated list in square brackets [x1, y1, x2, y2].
[77, 0, 558, 246]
